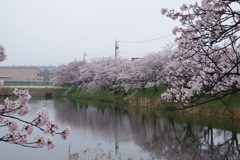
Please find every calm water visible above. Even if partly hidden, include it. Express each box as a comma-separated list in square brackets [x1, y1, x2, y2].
[1, 97, 240, 160]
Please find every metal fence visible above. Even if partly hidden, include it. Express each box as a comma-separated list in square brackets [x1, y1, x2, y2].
[2, 80, 54, 88]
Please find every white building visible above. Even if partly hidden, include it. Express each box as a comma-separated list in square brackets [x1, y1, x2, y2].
[0, 66, 43, 81]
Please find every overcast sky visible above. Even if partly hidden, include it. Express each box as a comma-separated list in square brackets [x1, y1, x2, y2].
[0, 0, 198, 66]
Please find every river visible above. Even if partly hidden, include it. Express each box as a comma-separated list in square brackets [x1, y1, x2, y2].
[0, 97, 240, 160]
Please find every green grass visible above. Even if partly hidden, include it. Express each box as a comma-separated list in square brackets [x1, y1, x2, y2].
[68, 86, 172, 109]
[69, 87, 129, 102]
[201, 92, 240, 108]
[133, 87, 166, 99]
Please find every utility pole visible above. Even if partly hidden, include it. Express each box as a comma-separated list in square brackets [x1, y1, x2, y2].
[83, 52, 87, 62]
[115, 39, 119, 59]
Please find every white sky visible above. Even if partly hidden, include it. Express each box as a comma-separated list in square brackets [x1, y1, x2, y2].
[0, 0, 198, 66]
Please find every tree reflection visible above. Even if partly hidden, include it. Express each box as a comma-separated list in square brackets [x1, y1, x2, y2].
[131, 117, 240, 160]
[52, 98, 240, 160]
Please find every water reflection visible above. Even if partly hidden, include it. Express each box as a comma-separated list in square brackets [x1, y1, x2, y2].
[52, 98, 240, 160]
[1, 97, 240, 160]
[52, 98, 133, 156]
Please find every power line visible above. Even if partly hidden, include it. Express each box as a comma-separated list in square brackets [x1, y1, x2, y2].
[85, 34, 173, 59]
[116, 34, 173, 58]
[120, 50, 145, 55]
[118, 34, 173, 43]
[88, 44, 115, 57]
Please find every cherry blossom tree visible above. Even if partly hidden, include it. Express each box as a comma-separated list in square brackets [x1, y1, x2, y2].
[129, 52, 169, 90]
[161, 0, 240, 109]
[53, 56, 134, 94]
[53, 53, 170, 93]
[53, 60, 85, 86]
[77, 60, 97, 89]
[91, 57, 131, 92]
[84, 58, 111, 90]
[0, 45, 70, 149]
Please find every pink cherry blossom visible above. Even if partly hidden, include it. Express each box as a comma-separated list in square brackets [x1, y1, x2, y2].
[36, 136, 46, 148]
[18, 106, 30, 116]
[5, 131, 24, 144]
[14, 88, 31, 105]
[8, 121, 18, 132]
[45, 121, 60, 136]
[33, 109, 50, 127]
[22, 125, 34, 134]
[18, 134, 28, 144]
[161, 8, 168, 15]
[60, 126, 71, 140]
[46, 138, 55, 150]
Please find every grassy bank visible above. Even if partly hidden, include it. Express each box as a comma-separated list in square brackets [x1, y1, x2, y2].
[68, 87, 167, 104]
[68, 87, 240, 119]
